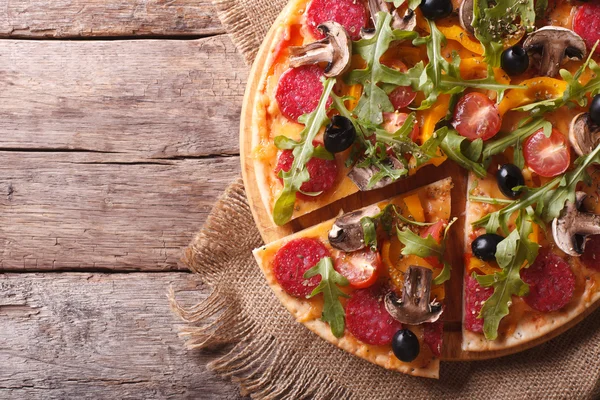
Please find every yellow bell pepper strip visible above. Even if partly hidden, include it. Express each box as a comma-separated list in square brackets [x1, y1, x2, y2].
[498, 77, 568, 116]
[417, 13, 484, 55]
[403, 194, 426, 222]
[436, 18, 484, 55]
[346, 84, 363, 111]
[459, 57, 510, 85]
[419, 94, 450, 143]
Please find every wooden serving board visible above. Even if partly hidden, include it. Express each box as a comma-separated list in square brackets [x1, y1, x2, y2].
[239, 3, 600, 362]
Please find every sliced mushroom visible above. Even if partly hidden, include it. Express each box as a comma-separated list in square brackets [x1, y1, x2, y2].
[347, 156, 405, 191]
[364, 0, 416, 34]
[384, 266, 443, 325]
[458, 0, 475, 35]
[552, 192, 600, 256]
[569, 112, 600, 157]
[391, 8, 417, 31]
[328, 205, 381, 252]
[523, 26, 587, 78]
[289, 22, 352, 77]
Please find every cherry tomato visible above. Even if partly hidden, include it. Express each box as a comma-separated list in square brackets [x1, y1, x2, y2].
[389, 86, 418, 110]
[523, 128, 570, 178]
[382, 112, 420, 142]
[452, 92, 502, 141]
[383, 59, 417, 110]
[334, 248, 382, 289]
[421, 220, 446, 269]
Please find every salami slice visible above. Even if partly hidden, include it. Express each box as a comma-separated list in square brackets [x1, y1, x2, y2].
[520, 251, 575, 312]
[275, 141, 338, 199]
[464, 275, 493, 333]
[275, 65, 331, 122]
[305, 0, 368, 41]
[273, 238, 330, 298]
[573, 3, 600, 50]
[581, 235, 600, 271]
[423, 319, 443, 357]
[346, 286, 403, 345]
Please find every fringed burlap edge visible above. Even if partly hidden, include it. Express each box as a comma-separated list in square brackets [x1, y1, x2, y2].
[212, 0, 261, 65]
[168, 178, 352, 399]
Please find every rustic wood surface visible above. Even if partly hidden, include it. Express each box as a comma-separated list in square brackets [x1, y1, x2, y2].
[0, 273, 243, 399]
[0, 0, 224, 38]
[0, 2, 248, 397]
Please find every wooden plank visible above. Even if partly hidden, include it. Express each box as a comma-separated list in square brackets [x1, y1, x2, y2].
[0, 0, 224, 38]
[0, 272, 244, 399]
[0, 36, 247, 158]
[0, 153, 240, 271]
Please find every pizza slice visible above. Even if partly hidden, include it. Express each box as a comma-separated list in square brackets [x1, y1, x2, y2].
[459, 0, 600, 350]
[253, 178, 454, 378]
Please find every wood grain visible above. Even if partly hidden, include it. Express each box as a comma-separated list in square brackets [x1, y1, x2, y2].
[0, 0, 224, 38]
[0, 272, 244, 399]
[0, 153, 240, 271]
[0, 37, 247, 158]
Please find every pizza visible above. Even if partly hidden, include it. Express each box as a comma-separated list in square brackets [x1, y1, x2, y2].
[246, 0, 600, 378]
[254, 178, 453, 378]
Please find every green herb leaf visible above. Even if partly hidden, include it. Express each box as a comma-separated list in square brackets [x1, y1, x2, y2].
[396, 228, 444, 259]
[273, 78, 336, 226]
[476, 210, 539, 340]
[482, 117, 551, 161]
[472, 0, 536, 67]
[541, 143, 600, 222]
[304, 257, 350, 338]
[361, 216, 378, 250]
[474, 141, 600, 233]
[437, 128, 488, 178]
[432, 262, 452, 285]
[348, 12, 419, 124]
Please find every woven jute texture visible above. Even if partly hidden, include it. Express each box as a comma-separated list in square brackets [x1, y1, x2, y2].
[170, 1, 600, 398]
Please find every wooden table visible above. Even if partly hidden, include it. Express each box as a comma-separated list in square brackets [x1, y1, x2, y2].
[0, 2, 246, 398]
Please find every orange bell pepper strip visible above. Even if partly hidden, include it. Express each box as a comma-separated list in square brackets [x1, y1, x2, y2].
[403, 194, 426, 222]
[498, 77, 568, 116]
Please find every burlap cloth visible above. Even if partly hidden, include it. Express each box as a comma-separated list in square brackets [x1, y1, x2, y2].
[169, 1, 600, 398]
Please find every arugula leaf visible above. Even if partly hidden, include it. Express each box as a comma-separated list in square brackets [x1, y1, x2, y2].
[513, 43, 600, 116]
[481, 118, 551, 161]
[437, 127, 488, 178]
[348, 12, 418, 124]
[472, 0, 536, 67]
[541, 143, 600, 222]
[272, 78, 336, 226]
[304, 257, 350, 338]
[473, 178, 560, 234]
[396, 228, 444, 259]
[396, 218, 456, 284]
[433, 263, 452, 285]
[476, 210, 539, 340]
[361, 216, 378, 250]
[473, 142, 600, 233]
[348, 15, 519, 115]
